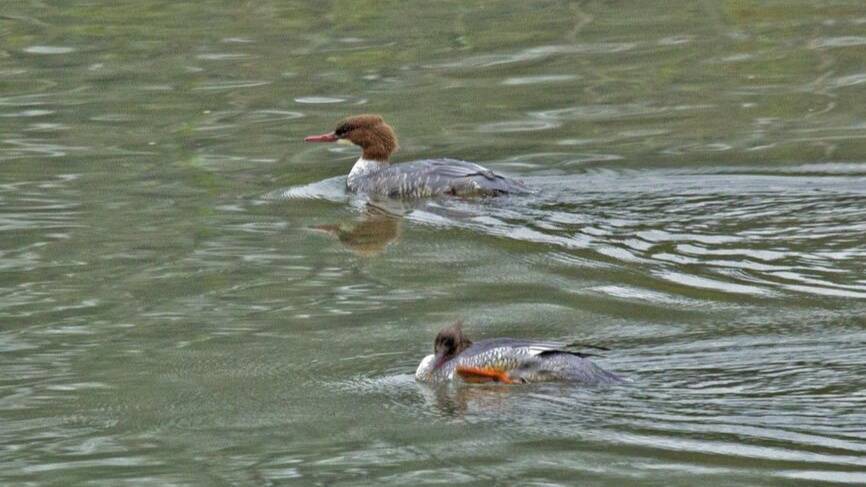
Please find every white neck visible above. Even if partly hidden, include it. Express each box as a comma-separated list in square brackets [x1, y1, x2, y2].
[347, 157, 384, 182]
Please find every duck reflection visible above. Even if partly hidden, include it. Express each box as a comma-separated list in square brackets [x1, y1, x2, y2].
[415, 380, 612, 420]
[307, 195, 520, 256]
[416, 382, 521, 418]
[310, 203, 404, 256]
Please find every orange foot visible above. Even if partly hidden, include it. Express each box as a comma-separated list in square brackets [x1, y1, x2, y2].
[456, 366, 517, 384]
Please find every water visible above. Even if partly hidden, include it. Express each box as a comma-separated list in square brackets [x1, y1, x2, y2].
[2, 1, 866, 484]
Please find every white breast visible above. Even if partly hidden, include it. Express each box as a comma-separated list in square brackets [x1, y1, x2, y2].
[347, 157, 382, 182]
[415, 354, 436, 380]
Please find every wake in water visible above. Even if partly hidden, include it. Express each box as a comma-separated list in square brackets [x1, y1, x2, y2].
[267, 165, 866, 300]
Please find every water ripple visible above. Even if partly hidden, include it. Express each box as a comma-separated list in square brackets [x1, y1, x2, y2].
[377, 169, 866, 300]
[432, 43, 638, 69]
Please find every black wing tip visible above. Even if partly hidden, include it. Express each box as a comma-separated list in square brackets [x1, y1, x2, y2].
[538, 350, 598, 359]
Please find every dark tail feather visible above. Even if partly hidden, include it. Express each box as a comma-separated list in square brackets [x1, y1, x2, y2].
[538, 350, 598, 359]
[474, 174, 534, 195]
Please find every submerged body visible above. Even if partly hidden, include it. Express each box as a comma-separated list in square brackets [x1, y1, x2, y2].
[415, 325, 622, 385]
[305, 115, 530, 198]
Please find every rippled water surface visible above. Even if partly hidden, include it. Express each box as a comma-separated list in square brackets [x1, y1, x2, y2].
[3, 1, 866, 485]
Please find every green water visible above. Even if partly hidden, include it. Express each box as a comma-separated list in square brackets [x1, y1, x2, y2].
[2, 1, 866, 485]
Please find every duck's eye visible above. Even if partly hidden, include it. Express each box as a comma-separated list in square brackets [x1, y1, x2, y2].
[444, 337, 454, 348]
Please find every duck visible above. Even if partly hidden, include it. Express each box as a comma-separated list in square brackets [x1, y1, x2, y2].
[304, 114, 531, 198]
[414, 322, 623, 385]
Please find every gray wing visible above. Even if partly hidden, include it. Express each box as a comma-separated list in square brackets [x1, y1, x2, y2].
[355, 159, 530, 198]
[461, 338, 622, 384]
[466, 338, 570, 356]
[510, 352, 623, 384]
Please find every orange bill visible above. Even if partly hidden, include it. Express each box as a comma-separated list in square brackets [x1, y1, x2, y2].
[456, 366, 516, 384]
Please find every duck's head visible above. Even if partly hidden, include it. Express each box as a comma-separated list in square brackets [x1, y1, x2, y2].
[304, 114, 399, 162]
[432, 321, 473, 370]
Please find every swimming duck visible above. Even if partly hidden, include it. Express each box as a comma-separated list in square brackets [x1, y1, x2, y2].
[415, 322, 622, 385]
[304, 114, 530, 198]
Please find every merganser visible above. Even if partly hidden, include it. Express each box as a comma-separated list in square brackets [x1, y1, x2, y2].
[415, 322, 623, 385]
[304, 114, 531, 198]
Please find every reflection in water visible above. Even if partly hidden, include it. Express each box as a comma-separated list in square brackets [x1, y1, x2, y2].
[310, 204, 403, 256]
[417, 382, 524, 418]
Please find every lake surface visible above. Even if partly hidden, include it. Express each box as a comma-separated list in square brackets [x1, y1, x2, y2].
[2, 1, 866, 485]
